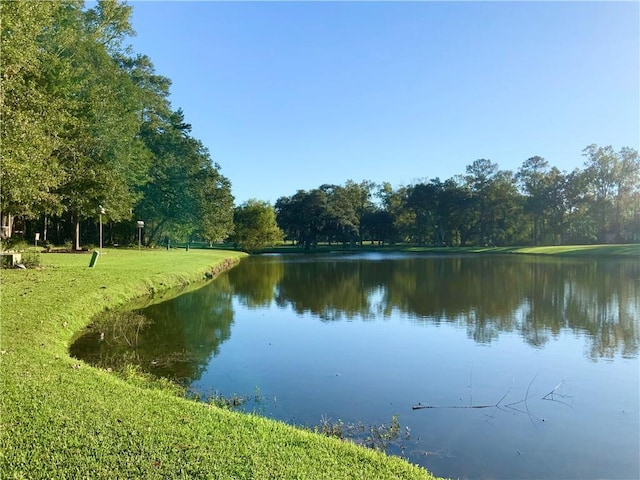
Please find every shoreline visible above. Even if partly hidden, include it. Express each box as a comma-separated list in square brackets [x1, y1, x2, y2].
[0, 248, 437, 479]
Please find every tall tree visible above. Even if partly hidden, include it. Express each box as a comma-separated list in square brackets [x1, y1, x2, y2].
[541, 166, 567, 245]
[438, 178, 474, 246]
[45, 0, 149, 249]
[361, 209, 396, 245]
[343, 180, 377, 245]
[197, 166, 234, 245]
[563, 168, 596, 243]
[275, 189, 330, 249]
[406, 180, 444, 245]
[464, 159, 499, 245]
[581, 144, 640, 242]
[612, 147, 640, 241]
[517, 156, 551, 244]
[0, 1, 66, 236]
[486, 170, 525, 245]
[582, 144, 618, 241]
[136, 110, 221, 244]
[231, 200, 283, 253]
[320, 184, 359, 245]
[378, 183, 414, 243]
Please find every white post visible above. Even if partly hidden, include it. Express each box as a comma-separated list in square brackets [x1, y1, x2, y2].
[137, 221, 144, 251]
[98, 205, 106, 252]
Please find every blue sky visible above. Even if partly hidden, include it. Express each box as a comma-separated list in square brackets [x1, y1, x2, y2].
[127, 1, 639, 205]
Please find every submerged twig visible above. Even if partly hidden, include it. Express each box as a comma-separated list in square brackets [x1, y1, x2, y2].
[542, 379, 574, 407]
[413, 389, 509, 410]
[413, 374, 569, 418]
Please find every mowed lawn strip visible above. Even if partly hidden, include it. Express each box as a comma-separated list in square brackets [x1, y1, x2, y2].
[0, 249, 438, 480]
[259, 243, 640, 257]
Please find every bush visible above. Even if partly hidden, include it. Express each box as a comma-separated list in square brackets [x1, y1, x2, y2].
[1, 238, 30, 252]
[21, 251, 41, 268]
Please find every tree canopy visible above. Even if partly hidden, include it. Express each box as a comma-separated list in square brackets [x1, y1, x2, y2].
[231, 200, 283, 253]
[1, 1, 637, 250]
[275, 147, 639, 249]
[1, 0, 234, 248]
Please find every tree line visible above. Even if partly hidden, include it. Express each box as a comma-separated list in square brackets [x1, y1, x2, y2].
[1, 0, 234, 250]
[2, 1, 638, 251]
[274, 149, 639, 248]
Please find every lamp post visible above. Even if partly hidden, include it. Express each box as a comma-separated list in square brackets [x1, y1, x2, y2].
[137, 221, 144, 251]
[98, 205, 106, 252]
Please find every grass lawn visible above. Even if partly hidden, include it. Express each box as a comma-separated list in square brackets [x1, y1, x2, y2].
[0, 248, 438, 479]
[259, 243, 639, 257]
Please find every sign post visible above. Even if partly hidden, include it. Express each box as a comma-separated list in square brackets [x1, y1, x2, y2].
[137, 221, 144, 251]
[98, 205, 106, 252]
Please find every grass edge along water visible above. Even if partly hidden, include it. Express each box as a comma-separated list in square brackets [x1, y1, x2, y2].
[0, 248, 439, 479]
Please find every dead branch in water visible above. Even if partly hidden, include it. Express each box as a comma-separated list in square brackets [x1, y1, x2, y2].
[542, 379, 573, 407]
[412, 391, 509, 410]
[412, 375, 570, 413]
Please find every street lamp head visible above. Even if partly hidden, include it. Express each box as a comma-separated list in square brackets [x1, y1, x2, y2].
[99, 205, 106, 215]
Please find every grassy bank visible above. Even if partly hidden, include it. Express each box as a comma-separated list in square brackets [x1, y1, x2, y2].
[0, 248, 437, 479]
[258, 243, 639, 257]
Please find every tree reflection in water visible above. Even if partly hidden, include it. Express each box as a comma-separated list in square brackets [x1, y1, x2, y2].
[71, 254, 639, 382]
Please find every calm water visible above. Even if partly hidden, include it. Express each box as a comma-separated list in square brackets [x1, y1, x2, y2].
[72, 253, 640, 479]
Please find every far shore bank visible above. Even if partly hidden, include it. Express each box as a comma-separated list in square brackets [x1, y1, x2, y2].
[250, 243, 639, 257]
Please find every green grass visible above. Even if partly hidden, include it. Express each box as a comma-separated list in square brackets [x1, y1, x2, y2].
[500, 244, 640, 256]
[404, 244, 639, 256]
[0, 248, 438, 479]
[259, 243, 639, 257]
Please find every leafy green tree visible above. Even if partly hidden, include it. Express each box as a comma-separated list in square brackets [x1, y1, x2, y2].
[319, 184, 359, 245]
[581, 144, 640, 242]
[517, 156, 552, 244]
[485, 170, 525, 245]
[563, 168, 597, 243]
[43, 0, 148, 249]
[274, 193, 302, 245]
[231, 200, 283, 252]
[116, 53, 173, 130]
[610, 147, 639, 241]
[343, 180, 377, 245]
[276, 189, 330, 249]
[617, 147, 640, 241]
[541, 166, 567, 245]
[137, 110, 208, 244]
[0, 1, 65, 235]
[378, 183, 415, 243]
[197, 167, 234, 245]
[406, 180, 444, 245]
[361, 209, 396, 245]
[464, 159, 499, 245]
[122, 52, 235, 247]
[582, 144, 618, 241]
[437, 178, 474, 246]
[1, 0, 235, 248]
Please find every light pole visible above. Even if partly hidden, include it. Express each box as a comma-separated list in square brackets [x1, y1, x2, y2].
[98, 205, 106, 252]
[137, 221, 144, 251]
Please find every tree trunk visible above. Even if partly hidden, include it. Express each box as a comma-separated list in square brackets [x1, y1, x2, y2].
[1, 212, 14, 239]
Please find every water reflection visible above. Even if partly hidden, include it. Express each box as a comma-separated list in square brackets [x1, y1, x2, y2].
[236, 255, 639, 357]
[72, 254, 639, 381]
[71, 275, 235, 382]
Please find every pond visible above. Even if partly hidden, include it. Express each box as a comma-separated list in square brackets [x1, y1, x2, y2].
[71, 253, 640, 479]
